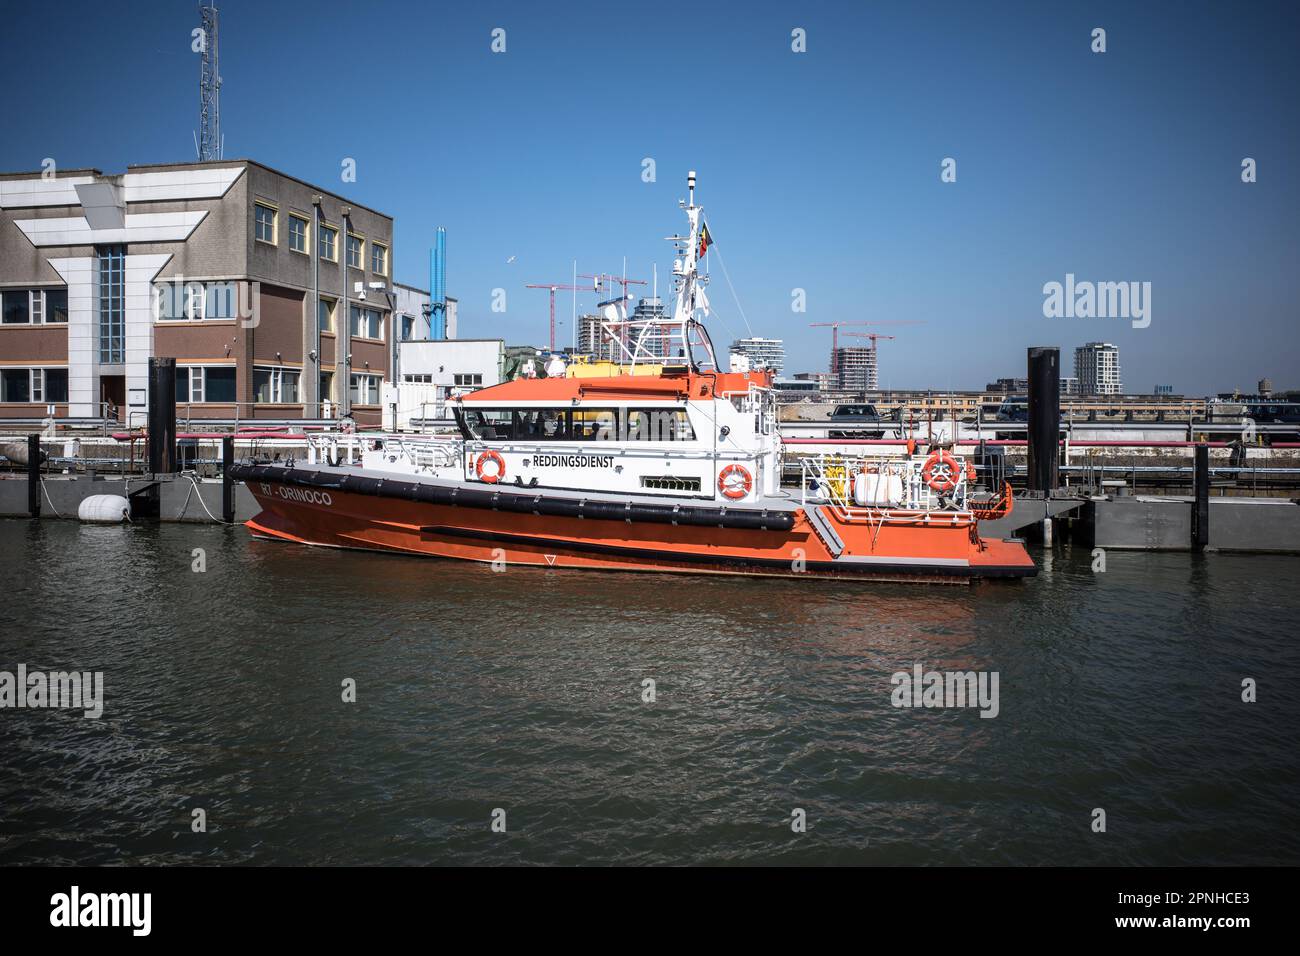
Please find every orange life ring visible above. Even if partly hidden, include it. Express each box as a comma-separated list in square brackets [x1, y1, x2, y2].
[475, 450, 506, 484]
[717, 463, 753, 500]
[921, 451, 960, 493]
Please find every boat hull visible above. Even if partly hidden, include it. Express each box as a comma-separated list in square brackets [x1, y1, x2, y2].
[236, 467, 1037, 584]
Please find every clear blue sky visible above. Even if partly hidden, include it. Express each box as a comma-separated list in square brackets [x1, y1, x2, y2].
[2, 0, 1296, 394]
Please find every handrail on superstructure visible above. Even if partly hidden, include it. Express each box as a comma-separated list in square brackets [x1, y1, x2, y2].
[800, 453, 980, 523]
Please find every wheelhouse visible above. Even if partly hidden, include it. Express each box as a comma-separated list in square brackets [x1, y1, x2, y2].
[451, 370, 781, 502]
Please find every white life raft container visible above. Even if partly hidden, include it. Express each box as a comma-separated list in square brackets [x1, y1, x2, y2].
[852, 471, 904, 507]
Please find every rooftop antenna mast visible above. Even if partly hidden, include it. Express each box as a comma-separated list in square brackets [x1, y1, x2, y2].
[197, 1, 222, 161]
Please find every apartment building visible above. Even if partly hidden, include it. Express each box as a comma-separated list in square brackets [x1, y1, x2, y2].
[729, 336, 785, 375]
[0, 159, 394, 426]
[1074, 341, 1122, 395]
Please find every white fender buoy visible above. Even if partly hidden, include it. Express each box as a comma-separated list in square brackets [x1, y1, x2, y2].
[78, 494, 131, 523]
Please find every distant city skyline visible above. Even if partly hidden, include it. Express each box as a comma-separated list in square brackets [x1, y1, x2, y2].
[0, 0, 1295, 394]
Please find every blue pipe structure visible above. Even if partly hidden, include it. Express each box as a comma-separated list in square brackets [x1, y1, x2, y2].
[429, 226, 447, 339]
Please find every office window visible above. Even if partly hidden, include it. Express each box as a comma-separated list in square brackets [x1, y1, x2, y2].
[0, 289, 67, 324]
[401, 315, 414, 341]
[403, 374, 433, 383]
[254, 203, 277, 244]
[0, 368, 62, 402]
[318, 297, 335, 332]
[370, 243, 387, 275]
[453, 373, 483, 386]
[288, 214, 309, 254]
[349, 373, 381, 405]
[205, 367, 237, 402]
[205, 281, 236, 319]
[253, 366, 301, 404]
[1, 369, 31, 402]
[319, 372, 334, 404]
[2, 289, 30, 324]
[97, 245, 125, 363]
[346, 234, 363, 269]
[41, 368, 68, 403]
[154, 281, 231, 320]
[319, 224, 338, 261]
[45, 288, 68, 323]
[176, 366, 237, 403]
[349, 305, 383, 340]
[153, 283, 174, 320]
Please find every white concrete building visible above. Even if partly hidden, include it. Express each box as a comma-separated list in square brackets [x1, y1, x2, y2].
[392, 337, 502, 428]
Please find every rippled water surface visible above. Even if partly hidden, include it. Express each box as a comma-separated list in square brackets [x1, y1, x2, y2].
[2, 518, 1298, 865]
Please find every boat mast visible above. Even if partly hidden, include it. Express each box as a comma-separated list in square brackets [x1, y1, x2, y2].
[668, 169, 713, 367]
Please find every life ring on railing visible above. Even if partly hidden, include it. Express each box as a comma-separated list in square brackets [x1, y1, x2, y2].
[475, 450, 506, 484]
[718, 463, 753, 500]
[921, 451, 960, 493]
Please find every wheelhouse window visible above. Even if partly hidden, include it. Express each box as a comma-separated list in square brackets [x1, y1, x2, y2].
[461, 409, 515, 440]
[254, 202, 277, 244]
[513, 408, 571, 440]
[571, 408, 618, 440]
[626, 407, 695, 441]
[253, 366, 300, 404]
[459, 408, 619, 442]
[288, 214, 309, 254]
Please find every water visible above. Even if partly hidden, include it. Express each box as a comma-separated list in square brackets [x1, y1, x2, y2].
[2, 518, 1298, 866]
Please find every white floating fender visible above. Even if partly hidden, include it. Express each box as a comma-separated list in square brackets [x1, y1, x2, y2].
[78, 494, 131, 523]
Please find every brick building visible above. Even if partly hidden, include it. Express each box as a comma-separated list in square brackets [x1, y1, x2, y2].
[0, 159, 395, 426]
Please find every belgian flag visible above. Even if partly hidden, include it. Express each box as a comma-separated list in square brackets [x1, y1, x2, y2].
[696, 221, 713, 259]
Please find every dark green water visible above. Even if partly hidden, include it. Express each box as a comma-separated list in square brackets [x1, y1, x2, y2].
[1, 518, 1298, 865]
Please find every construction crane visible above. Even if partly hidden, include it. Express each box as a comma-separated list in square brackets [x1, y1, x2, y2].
[526, 282, 594, 352]
[842, 332, 897, 349]
[579, 273, 647, 300]
[810, 320, 924, 376]
[808, 321, 874, 358]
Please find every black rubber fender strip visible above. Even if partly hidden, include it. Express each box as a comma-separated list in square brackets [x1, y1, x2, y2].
[229, 462, 796, 533]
